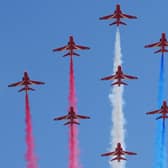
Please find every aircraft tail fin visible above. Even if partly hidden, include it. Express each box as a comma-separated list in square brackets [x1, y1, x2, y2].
[109, 21, 127, 26]
[111, 81, 128, 86]
[18, 87, 35, 92]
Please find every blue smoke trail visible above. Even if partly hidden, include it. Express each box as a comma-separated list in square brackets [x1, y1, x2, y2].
[158, 54, 165, 105]
[161, 121, 166, 168]
[155, 54, 166, 168]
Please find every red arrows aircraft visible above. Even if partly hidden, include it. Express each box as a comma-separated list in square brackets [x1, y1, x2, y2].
[101, 143, 137, 162]
[146, 101, 168, 120]
[99, 4, 137, 26]
[52, 36, 90, 57]
[144, 33, 168, 54]
[8, 72, 45, 92]
[101, 65, 138, 86]
[53, 106, 90, 125]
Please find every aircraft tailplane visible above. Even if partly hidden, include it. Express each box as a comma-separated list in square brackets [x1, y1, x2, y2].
[154, 49, 168, 53]
[109, 21, 127, 26]
[112, 81, 128, 86]
[18, 87, 35, 92]
[156, 115, 168, 120]
[63, 52, 80, 57]
[64, 121, 80, 125]
[111, 157, 127, 161]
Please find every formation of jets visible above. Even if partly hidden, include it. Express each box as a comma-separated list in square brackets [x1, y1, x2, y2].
[101, 143, 137, 162]
[53, 106, 90, 125]
[52, 36, 90, 57]
[7, 3, 168, 165]
[145, 33, 168, 54]
[146, 101, 168, 121]
[8, 72, 45, 92]
[4, 2, 168, 168]
[99, 4, 137, 26]
[101, 65, 138, 86]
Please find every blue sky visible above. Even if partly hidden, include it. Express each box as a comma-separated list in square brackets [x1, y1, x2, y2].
[0, 0, 168, 167]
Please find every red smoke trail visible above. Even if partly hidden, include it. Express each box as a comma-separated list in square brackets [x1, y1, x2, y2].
[68, 56, 80, 168]
[25, 92, 38, 168]
[69, 124, 80, 168]
[69, 56, 77, 109]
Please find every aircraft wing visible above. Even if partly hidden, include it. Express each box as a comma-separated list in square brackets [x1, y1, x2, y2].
[99, 14, 116, 20]
[101, 151, 116, 156]
[30, 80, 45, 85]
[75, 45, 90, 50]
[144, 42, 160, 48]
[101, 75, 116, 80]
[8, 81, 23, 87]
[121, 13, 137, 19]
[53, 45, 68, 51]
[123, 74, 138, 79]
[53, 115, 68, 120]
[146, 110, 161, 115]
[77, 115, 90, 119]
[124, 151, 137, 155]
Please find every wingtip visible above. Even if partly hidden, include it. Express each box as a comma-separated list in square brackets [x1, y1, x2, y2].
[52, 49, 57, 52]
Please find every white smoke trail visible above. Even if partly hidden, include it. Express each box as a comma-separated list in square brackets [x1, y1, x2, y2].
[108, 28, 126, 168]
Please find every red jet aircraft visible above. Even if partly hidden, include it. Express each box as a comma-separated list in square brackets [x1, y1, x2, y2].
[144, 33, 168, 54]
[101, 143, 137, 162]
[8, 72, 45, 92]
[53, 106, 90, 125]
[146, 101, 168, 120]
[99, 4, 137, 26]
[52, 36, 90, 57]
[101, 65, 138, 86]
